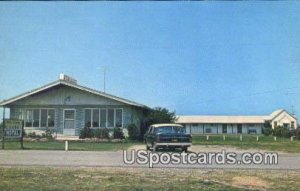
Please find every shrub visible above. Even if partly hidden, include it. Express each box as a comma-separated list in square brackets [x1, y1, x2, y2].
[79, 127, 93, 139]
[45, 129, 54, 140]
[94, 128, 110, 139]
[127, 123, 139, 140]
[262, 127, 273, 136]
[291, 128, 300, 140]
[263, 121, 273, 136]
[273, 126, 292, 138]
[113, 127, 125, 139]
[27, 132, 42, 139]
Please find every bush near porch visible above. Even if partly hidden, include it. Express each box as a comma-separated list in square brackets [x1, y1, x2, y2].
[79, 127, 115, 139]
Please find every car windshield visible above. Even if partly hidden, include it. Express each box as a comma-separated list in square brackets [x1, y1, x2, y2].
[154, 126, 185, 134]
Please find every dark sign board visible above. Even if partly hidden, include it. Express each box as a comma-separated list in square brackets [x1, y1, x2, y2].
[4, 119, 23, 138]
[2, 119, 24, 149]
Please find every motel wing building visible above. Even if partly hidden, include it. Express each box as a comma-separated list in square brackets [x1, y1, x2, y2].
[0, 74, 149, 137]
[177, 110, 297, 135]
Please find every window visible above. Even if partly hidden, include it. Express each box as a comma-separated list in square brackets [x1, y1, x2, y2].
[107, 109, 114, 127]
[192, 124, 198, 127]
[84, 109, 100, 128]
[115, 109, 123, 127]
[84, 108, 124, 128]
[93, 109, 99, 127]
[274, 121, 277, 127]
[154, 126, 185, 134]
[48, 110, 55, 127]
[24, 109, 55, 128]
[291, 122, 295, 129]
[222, 124, 227, 134]
[84, 109, 91, 127]
[205, 128, 212, 134]
[41, 109, 55, 127]
[32, 109, 40, 127]
[248, 129, 257, 134]
[41, 109, 48, 127]
[25, 110, 33, 127]
[100, 109, 107, 128]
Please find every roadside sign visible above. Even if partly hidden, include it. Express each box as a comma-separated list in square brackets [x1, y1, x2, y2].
[2, 119, 24, 149]
[4, 119, 23, 139]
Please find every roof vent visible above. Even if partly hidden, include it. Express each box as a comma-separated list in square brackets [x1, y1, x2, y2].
[59, 73, 77, 84]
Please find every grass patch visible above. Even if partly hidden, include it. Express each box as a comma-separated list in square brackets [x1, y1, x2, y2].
[0, 167, 300, 191]
[0, 140, 139, 151]
[192, 135, 300, 153]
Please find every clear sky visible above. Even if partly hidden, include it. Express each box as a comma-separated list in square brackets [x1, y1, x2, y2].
[0, 2, 300, 118]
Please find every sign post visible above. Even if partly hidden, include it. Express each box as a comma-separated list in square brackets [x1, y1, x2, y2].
[3, 119, 24, 149]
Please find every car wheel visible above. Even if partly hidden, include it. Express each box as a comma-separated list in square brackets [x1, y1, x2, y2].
[182, 147, 188, 153]
[152, 143, 157, 152]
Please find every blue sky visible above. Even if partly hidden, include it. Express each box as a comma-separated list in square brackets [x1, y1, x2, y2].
[1, 2, 300, 117]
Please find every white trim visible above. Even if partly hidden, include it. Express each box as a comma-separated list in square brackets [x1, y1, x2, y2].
[0, 80, 147, 108]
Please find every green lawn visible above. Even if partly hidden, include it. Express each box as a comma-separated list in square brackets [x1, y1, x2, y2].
[0, 140, 139, 151]
[192, 135, 300, 153]
[1, 135, 300, 153]
[0, 167, 299, 191]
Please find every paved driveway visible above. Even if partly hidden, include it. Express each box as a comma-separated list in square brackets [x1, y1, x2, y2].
[1, 146, 300, 169]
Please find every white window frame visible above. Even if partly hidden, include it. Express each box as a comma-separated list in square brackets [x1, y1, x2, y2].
[40, 108, 55, 128]
[84, 108, 101, 128]
[22, 108, 55, 128]
[84, 108, 123, 128]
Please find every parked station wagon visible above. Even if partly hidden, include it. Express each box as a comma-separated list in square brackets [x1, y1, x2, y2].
[144, 124, 192, 152]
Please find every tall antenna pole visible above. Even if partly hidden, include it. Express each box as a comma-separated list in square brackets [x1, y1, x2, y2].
[103, 67, 106, 93]
[291, 105, 295, 115]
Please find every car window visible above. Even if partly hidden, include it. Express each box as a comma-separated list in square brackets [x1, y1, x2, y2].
[173, 126, 185, 133]
[154, 126, 185, 134]
[150, 127, 154, 134]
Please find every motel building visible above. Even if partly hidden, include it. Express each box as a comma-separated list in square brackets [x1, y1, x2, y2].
[176, 110, 298, 135]
[0, 74, 150, 137]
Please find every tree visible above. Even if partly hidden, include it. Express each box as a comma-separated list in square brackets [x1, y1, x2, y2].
[140, 107, 177, 138]
[127, 123, 139, 140]
[263, 121, 273, 136]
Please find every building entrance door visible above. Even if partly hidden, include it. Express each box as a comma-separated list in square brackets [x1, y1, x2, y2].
[63, 109, 76, 136]
[237, 124, 242, 134]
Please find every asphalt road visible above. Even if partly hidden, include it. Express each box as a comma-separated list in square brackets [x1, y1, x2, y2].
[0, 149, 300, 170]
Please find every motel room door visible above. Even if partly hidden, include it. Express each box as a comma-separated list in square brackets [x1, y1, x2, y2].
[63, 109, 76, 136]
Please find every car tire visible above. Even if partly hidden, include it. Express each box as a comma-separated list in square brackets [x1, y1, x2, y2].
[152, 145, 156, 152]
[182, 147, 188, 153]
